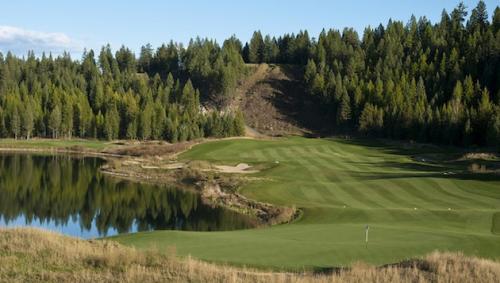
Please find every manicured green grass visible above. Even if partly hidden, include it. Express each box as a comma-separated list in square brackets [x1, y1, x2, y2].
[0, 138, 111, 150]
[113, 137, 500, 270]
[493, 212, 500, 235]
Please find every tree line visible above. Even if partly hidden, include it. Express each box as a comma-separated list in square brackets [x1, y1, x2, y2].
[0, 38, 245, 141]
[244, 2, 500, 147]
[0, 1, 499, 147]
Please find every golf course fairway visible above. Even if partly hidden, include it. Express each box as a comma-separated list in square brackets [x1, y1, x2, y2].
[113, 137, 500, 270]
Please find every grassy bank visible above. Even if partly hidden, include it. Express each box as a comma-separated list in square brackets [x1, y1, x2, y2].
[0, 138, 111, 150]
[1, 228, 500, 282]
[113, 137, 500, 269]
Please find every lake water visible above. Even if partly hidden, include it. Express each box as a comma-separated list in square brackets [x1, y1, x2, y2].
[0, 153, 256, 238]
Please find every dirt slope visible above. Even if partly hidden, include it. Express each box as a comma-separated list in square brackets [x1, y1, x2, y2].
[235, 64, 320, 137]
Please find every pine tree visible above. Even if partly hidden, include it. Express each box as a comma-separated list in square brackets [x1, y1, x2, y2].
[61, 102, 74, 138]
[304, 59, 317, 92]
[493, 7, 500, 34]
[138, 43, 153, 73]
[139, 102, 153, 140]
[10, 107, 20, 139]
[0, 108, 6, 138]
[22, 103, 34, 139]
[359, 103, 384, 135]
[180, 80, 198, 116]
[463, 76, 475, 104]
[95, 111, 105, 138]
[104, 105, 120, 140]
[233, 110, 246, 136]
[337, 93, 351, 126]
[48, 106, 61, 139]
[249, 31, 264, 63]
[468, 1, 488, 31]
[242, 43, 250, 63]
[77, 98, 92, 138]
[450, 81, 464, 123]
[263, 35, 279, 62]
[487, 107, 500, 147]
[152, 104, 166, 140]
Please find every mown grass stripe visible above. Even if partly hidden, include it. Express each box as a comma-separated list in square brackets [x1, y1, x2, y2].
[276, 147, 339, 205]
[308, 150, 390, 209]
[441, 179, 500, 208]
[366, 180, 419, 209]
[282, 147, 355, 207]
[313, 145, 408, 209]
[426, 178, 488, 208]
[426, 178, 495, 209]
[492, 212, 500, 234]
[288, 146, 376, 209]
[390, 178, 464, 209]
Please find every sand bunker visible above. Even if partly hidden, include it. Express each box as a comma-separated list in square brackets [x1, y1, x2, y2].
[131, 160, 257, 174]
[214, 163, 258, 174]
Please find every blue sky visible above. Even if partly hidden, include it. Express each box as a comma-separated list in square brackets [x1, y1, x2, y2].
[0, 0, 498, 58]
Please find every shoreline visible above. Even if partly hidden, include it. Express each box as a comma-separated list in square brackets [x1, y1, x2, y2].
[0, 139, 298, 227]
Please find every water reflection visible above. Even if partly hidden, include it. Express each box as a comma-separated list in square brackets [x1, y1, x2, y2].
[0, 154, 256, 238]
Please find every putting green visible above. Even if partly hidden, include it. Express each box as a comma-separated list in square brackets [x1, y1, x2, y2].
[113, 137, 500, 270]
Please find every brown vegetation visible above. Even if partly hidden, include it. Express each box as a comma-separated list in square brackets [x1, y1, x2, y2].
[468, 162, 490, 173]
[1, 228, 499, 282]
[202, 182, 297, 225]
[238, 64, 319, 136]
[459, 152, 498, 161]
[102, 140, 194, 158]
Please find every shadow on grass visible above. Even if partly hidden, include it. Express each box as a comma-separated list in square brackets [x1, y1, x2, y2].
[346, 171, 500, 182]
[346, 161, 445, 172]
[324, 138, 500, 182]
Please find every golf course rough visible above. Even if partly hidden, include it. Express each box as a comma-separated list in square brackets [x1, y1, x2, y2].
[114, 137, 500, 270]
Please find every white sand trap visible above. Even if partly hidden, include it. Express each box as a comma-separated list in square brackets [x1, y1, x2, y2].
[139, 162, 185, 170]
[214, 163, 258, 174]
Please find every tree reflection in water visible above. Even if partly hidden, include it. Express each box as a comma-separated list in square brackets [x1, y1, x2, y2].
[0, 154, 256, 237]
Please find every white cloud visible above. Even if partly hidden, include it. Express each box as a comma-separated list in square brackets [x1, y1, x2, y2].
[0, 25, 82, 55]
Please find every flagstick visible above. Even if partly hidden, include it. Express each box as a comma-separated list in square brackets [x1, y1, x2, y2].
[365, 225, 369, 249]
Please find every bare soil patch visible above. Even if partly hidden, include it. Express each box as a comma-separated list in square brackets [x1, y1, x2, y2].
[234, 64, 324, 137]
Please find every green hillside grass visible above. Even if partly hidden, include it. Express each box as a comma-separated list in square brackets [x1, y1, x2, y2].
[113, 137, 500, 270]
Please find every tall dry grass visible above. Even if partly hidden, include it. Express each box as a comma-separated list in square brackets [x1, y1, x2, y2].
[0, 228, 499, 282]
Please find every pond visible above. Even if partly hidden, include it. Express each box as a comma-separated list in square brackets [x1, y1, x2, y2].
[0, 153, 257, 238]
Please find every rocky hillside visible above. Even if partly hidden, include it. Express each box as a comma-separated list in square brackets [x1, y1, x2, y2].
[234, 64, 322, 137]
